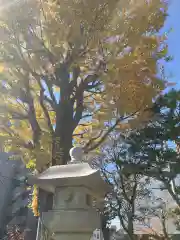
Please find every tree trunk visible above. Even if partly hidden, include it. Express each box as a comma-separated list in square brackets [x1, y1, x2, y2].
[126, 206, 137, 240]
[52, 101, 73, 165]
[127, 221, 135, 240]
[52, 134, 72, 166]
[50, 64, 75, 166]
[102, 227, 110, 240]
[164, 182, 180, 208]
[101, 214, 110, 240]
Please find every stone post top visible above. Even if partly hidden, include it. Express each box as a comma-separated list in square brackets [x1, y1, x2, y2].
[69, 146, 83, 163]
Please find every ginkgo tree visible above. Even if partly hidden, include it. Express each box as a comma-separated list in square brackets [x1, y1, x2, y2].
[0, 0, 170, 171]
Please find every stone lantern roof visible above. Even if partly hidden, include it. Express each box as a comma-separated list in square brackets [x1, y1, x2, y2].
[29, 147, 110, 198]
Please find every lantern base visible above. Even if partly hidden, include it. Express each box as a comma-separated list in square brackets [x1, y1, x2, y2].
[52, 233, 92, 240]
[42, 209, 100, 233]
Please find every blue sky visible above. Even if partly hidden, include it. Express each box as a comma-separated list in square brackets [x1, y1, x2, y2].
[111, 0, 180, 230]
[163, 0, 180, 90]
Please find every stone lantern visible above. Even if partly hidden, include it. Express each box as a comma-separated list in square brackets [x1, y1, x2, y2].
[30, 147, 110, 240]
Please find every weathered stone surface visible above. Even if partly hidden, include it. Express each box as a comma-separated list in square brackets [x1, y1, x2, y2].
[31, 147, 110, 240]
[29, 162, 110, 198]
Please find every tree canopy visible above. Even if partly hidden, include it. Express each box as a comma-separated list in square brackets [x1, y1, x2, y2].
[118, 89, 180, 176]
[97, 89, 180, 238]
[113, 89, 180, 209]
[0, 0, 169, 171]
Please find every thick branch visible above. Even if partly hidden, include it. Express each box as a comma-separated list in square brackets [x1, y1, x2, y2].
[0, 107, 28, 120]
[119, 174, 132, 204]
[130, 176, 138, 204]
[43, 76, 58, 108]
[69, 66, 80, 95]
[29, 25, 57, 64]
[39, 89, 54, 134]
[84, 111, 138, 153]
[163, 180, 180, 208]
[71, 72, 100, 131]
[115, 199, 135, 240]
[43, 95, 56, 111]
[72, 80, 86, 130]
[12, 26, 57, 113]
[24, 78, 42, 146]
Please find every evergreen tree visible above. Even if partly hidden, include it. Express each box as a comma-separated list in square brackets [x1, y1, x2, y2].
[116, 89, 180, 206]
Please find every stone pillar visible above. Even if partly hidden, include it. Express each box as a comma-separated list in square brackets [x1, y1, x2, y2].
[42, 186, 100, 240]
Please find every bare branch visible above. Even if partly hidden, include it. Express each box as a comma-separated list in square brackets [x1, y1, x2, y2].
[119, 174, 132, 204]
[73, 83, 84, 129]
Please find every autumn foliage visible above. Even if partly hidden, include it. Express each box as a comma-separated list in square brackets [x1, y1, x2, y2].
[0, 0, 170, 170]
[31, 185, 40, 217]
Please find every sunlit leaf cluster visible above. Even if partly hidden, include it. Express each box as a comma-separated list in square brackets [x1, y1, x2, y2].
[0, 0, 169, 170]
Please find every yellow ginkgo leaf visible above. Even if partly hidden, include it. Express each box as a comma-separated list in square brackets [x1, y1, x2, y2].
[0, 0, 169, 171]
[0, 65, 4, 73]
